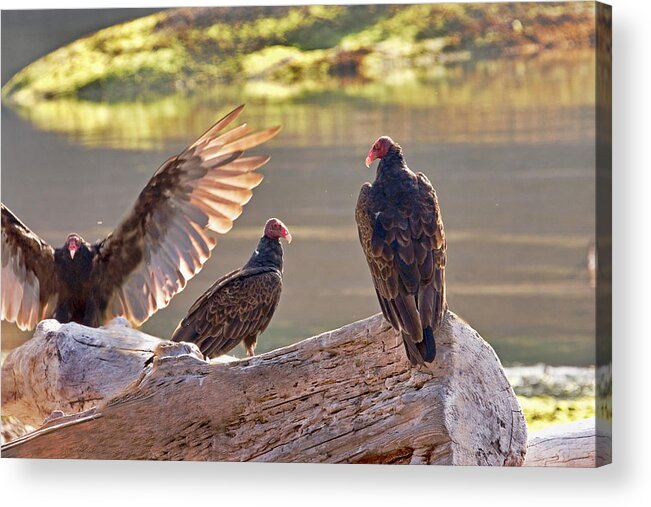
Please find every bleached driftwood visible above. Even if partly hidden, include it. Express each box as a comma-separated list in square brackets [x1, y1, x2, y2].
[1, 312, 527, 465]
[524, 417, 611, 467]
[2, 318, 169, 427]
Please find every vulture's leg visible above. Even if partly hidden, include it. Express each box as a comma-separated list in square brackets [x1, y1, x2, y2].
[243, 335, 257, 357]
[82, 298, 101, 328]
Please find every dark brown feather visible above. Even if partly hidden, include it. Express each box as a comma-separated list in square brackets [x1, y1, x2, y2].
[171, 267, 282, 358]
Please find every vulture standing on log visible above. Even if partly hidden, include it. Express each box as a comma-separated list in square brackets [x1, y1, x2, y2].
[1, 105, 280, 331]
[355, 136, 447, 367]
[171, 218, 291, 359]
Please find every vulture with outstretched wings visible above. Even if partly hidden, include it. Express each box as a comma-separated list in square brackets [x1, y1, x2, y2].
[1, 105, 280, 330]
[171, 218, 291, 358]
[355, 136, 447, 367]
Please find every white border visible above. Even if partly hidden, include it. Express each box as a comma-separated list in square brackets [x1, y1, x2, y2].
[1, 0, 650, 504]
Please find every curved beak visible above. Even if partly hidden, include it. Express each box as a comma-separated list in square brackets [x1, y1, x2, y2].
[365, 151, 375, 168]
[282, 227, 292, 244]
[68, 245, 78, 259]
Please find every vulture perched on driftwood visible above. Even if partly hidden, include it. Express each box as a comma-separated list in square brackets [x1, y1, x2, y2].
[171, 218, 291, 358]
[355, 136, 447, 367]
[1, 105, 280, 330]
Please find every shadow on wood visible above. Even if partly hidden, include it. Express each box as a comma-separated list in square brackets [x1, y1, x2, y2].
[2, 312, 527, 465]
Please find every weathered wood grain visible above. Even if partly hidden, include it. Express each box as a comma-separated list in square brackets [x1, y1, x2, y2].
[524, 417, 611, 467]
[1, 312, 527, 465]
[2, 318, 173, 426]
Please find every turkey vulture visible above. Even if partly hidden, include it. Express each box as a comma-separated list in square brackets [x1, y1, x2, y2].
[1, 105, 280, 331]
[171, 218, 291, 359]
[355, 136, 447, 366]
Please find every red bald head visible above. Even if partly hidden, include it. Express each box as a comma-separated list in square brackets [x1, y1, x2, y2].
[264, 218, 292, 243]
[365, 136, 397, 167]
[65, 233, 83, 259]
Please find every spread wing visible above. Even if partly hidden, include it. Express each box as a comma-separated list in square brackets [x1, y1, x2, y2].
[94, 105, 281, 326]
[171, 267, 283, 358]
[355, 173, 446, 362]
[1, 203, 58, 330]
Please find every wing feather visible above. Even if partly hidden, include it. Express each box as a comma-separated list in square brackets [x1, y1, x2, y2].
[1, 204, 58, 330]
[94, 106, 281, 326]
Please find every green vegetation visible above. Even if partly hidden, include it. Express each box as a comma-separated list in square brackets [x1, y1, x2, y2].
[5, 48, 595, 151]
[3, 3, 595, 105]
[518, 395, 595, 431]
[508, 365, 598, 431]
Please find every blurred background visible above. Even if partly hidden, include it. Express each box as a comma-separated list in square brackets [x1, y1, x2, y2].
[1, 4, 596, 387]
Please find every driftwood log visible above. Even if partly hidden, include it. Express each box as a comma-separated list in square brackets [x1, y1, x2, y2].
[1, 312, 527, 464]
[2, 318, 166, 427]
[524, 417, 611, 467]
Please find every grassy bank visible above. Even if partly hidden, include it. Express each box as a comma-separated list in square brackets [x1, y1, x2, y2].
[2, 3, 595, 105]
[518, 395, 595, 431]
[507, 365, 597, 430]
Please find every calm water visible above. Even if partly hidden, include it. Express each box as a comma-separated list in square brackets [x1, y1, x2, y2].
[1, 51, 596, 366]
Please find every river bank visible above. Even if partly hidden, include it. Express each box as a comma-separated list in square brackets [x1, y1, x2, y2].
[3, 4, 596, 105]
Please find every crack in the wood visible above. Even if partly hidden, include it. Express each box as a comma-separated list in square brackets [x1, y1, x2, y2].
[527, 434, 595, 448]
[561, 455, 592, 462]
[263, 387, 331, 410]
[1, 411, 103, 452]
[68, 396, 104, 408]
[507, 410, 515, 462]
[33, 349, 53, 421]
[245, 412, 391, 462]
[71, 335, 153, 353]
[531, 452, 594, 465]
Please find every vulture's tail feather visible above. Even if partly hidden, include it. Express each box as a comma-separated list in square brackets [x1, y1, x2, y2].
[402, 334, 422, 367]
[417, 326, 437, 363]
[171, 321, 197, 346]
[401, 328, 436, 367]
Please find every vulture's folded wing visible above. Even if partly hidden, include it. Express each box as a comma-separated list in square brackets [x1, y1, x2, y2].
[414, 172, 447, 332]
[355, 183, 413, 335]
[171, 266, 283, 358]
[355, 173, 447, 342]
[94, 105, 281, 326]
[1, 203, 58, 330]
